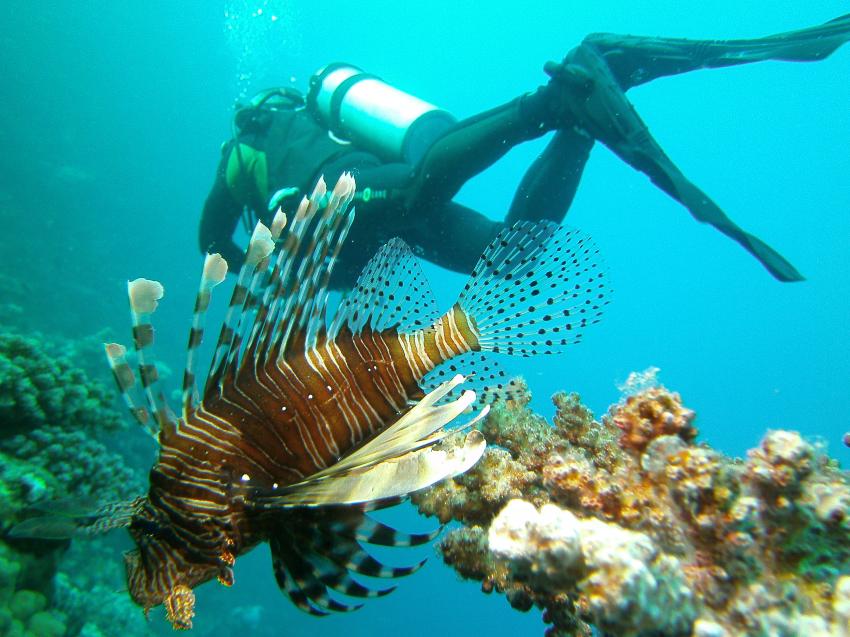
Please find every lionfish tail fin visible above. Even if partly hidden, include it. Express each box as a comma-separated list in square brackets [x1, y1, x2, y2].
[269, 507, 432, 615]
[250, 375, 487, 508]
[456, 221, 610, 357]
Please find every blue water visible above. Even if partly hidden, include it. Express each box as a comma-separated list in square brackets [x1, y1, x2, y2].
[3, 1, 849, 635]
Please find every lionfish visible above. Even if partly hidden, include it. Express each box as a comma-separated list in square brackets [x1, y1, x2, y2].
[12, 174, 608, 629]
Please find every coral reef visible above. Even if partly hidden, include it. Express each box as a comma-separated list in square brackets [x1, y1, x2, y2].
[0, 331, 122, 438]
[0, 327, 150, 636]
[414, 377, 850, 636]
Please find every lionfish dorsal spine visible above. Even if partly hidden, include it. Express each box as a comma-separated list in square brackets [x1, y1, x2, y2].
[277, 177, 350, 354]
[181, 252, 228, 419]
[106, 278, 176, 438]
[242, 206, 299, 368]
[103, 341, 157, 439]
[205, 222, 274, 395]
[241, 209, 288, 365]
[249, 185, 322, 366]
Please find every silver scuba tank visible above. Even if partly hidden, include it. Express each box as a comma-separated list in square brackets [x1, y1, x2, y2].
[307, 63, 457, 165]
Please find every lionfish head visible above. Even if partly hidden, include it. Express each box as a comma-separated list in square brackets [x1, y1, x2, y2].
[123, 500, 232, 630]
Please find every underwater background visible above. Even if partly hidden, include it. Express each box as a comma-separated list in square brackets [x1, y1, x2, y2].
[1, 0, 848, 635]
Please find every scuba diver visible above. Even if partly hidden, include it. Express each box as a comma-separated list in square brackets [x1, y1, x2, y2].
[199, 14, 850, 288]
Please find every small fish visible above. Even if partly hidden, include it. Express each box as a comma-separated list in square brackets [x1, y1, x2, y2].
[12, 174, 609, 629]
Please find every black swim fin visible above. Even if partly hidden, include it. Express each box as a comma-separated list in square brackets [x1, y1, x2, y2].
[549, 43, 804, 282]
[580, 13, 850, 90]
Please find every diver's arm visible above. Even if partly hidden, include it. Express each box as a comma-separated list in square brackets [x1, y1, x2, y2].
[198, 172, 246, 272]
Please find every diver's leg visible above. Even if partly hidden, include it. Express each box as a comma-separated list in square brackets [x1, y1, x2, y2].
[405, 92, 561, 207]
[552, 43, 803, 282]
[576, 13, 850, 89]
[506, 127, 595, 225]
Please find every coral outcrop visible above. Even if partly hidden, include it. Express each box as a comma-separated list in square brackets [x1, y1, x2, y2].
[414, 375, 850, 636]
[0, 327, 149, 636]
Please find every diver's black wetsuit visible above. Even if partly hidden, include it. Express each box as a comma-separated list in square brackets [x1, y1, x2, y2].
[200, 13, 850, 287]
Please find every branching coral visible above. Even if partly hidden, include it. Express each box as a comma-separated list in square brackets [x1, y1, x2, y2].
[415, 378, 850, 636]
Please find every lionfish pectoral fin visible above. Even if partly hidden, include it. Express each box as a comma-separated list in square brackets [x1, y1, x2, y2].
[269, 506, 431, 615]
[267, 429, 485, 507]
[251, 376, 488, 508]
[8, 496, 145, 539]
[309, 374, 483, 479]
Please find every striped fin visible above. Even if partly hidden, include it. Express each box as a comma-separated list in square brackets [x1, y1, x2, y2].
[269, 507, 433, 615]
[333, 516, 440, 548]
[328, 237, 440, 339]
[269, 506, 432, 616]
[271, 536, 362, 615]
[314, 561, 395, 599]
[126, 278, 175, 431]
[271, 535, 330, 616]
[181, 253, 228, 418]
[250, 375, 487, 508]
[311, 525, 426, 579]
[299, 177, 358, 348]
[279, 533, 396, 599]
[241, 209, 287, 361]
[317, 506, 441, 547]
[456, 221, 610, 356]
[254, 185, 325, 363]
[103, 342, 157, 438]
[258, 178, 331, 358]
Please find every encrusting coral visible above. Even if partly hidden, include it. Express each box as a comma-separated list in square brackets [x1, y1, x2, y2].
[414, 372, 850, 637]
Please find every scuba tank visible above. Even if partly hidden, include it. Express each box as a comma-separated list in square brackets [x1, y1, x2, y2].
[307, 63, 457, 165]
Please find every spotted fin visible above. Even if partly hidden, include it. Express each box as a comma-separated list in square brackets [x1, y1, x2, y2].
[420, 351, 526, 409]
[457, 221, 610, 356]
[328, 237, 441, 338]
